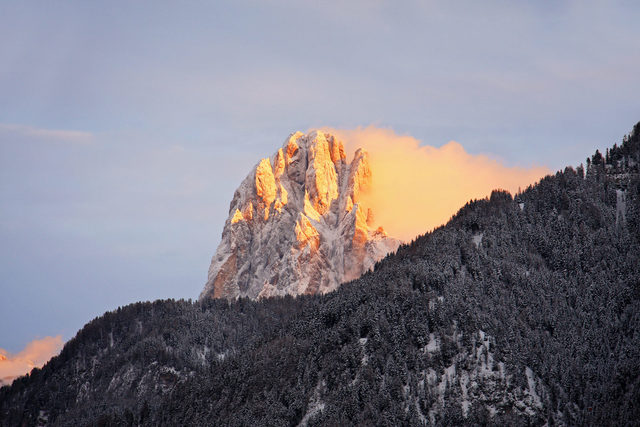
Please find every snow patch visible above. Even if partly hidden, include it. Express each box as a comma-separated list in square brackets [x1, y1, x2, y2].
[195, 345, 210, 365]
[460, 371, 470, 417]
[358, 338, 369, 366]
[107, 365, 136, 394]
[472, 233, 483, 248]
[424, 329, 545, 421]
[298, 380, 326, 426]
[36, 410, 49, 427]
[425, 333, 440, 353]
[526, 367, 543, 409]
[616, 189, 626, 228]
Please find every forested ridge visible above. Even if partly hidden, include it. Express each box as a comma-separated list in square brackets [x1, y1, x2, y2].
[1, 123, 639, 426]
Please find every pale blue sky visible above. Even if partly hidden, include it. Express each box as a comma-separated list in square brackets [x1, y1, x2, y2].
[1, 1, 639, 352]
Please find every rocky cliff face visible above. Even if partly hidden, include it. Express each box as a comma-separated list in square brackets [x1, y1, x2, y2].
[200, 130, 400, 300]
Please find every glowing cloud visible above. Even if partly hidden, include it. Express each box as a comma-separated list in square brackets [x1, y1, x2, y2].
[0, 123, 93, 144]
[0, 336, 63, 386]
[320, 126, 550, 241]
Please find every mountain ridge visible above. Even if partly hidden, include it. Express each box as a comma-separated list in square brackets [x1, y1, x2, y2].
[1, 122, 639, 426]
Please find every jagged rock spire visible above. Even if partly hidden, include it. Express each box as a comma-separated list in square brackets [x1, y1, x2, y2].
[200, 130, 400, 300]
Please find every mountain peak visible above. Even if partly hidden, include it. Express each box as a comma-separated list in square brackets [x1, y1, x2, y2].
[200, 130, 399, 300]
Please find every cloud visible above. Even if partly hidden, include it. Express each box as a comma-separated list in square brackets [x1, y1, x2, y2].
[0, 124, 93, 144]
[321, 126, 550, 241]
[0, 336, 63, 386]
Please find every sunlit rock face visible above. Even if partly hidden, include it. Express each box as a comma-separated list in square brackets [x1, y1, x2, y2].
[200, 130, 400, 300]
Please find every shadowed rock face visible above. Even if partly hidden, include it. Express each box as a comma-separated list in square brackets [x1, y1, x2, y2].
[200, 130, 400, 300]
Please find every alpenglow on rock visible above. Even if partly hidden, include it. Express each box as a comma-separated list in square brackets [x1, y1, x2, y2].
[200, 130, 400, 300]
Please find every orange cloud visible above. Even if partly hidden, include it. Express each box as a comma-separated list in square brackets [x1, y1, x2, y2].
[320, 126, 550, 241]
[0, 336, 63, 386]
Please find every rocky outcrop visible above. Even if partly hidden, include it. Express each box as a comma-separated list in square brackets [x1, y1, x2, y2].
[200, 130, 400, 300]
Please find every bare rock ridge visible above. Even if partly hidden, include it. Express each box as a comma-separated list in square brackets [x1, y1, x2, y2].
[200, 130, 400, 300]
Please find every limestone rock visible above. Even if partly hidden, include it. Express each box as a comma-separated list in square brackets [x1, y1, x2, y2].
[200, 130, 400, 300]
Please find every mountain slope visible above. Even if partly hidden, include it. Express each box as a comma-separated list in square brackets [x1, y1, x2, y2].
[201, 130, 399, 300]
[1, 123, 639, 426]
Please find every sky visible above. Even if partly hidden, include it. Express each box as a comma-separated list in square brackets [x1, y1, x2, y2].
[326, 127, 549, 241]
[1, 0, 639, 367]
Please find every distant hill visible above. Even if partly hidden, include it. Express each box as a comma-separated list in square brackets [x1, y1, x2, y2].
[1, 122, 639, 426]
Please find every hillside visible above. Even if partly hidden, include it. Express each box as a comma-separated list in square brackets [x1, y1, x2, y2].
[1, 123, 639, 426]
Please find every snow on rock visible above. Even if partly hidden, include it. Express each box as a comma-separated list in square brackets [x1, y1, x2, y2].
[472, 232, 483, 248]
[420, 329, 547, 422]
[298, 379, 326, 427]
[36, 410, 49, 427]
[358, 337, 369, 366]
[424, 333, 440, 353]
[201, 130, 400, 300]
[616, 189, 627, 228]
[525, 366, 543, 411]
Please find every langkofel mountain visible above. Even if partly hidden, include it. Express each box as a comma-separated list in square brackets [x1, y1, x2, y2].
[1, 123, 639, 426]
[201, 130, 399, 300]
